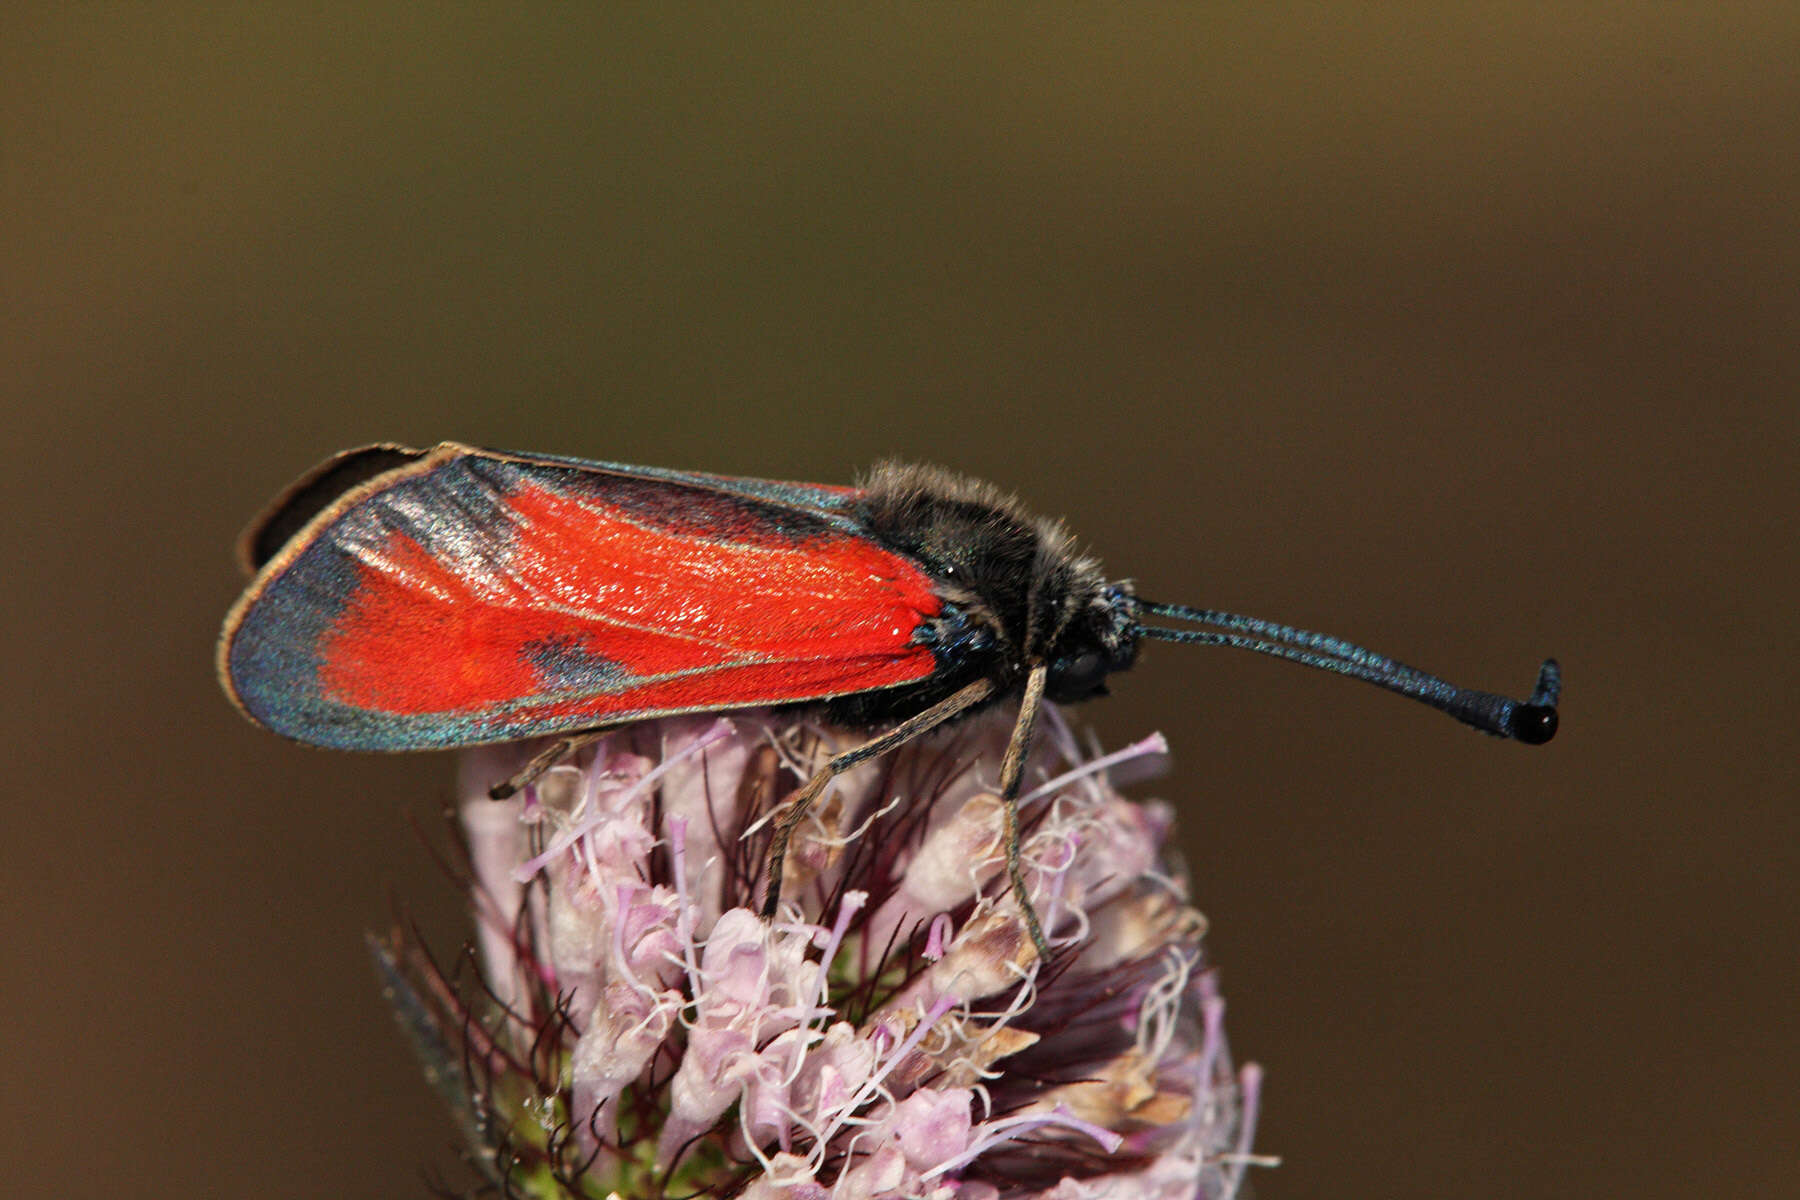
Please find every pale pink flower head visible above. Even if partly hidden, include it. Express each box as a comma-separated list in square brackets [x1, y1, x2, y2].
[377, 707, 1266, 1198]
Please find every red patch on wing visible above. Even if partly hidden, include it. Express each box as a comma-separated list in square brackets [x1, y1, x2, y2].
[315, 483, 940, 720]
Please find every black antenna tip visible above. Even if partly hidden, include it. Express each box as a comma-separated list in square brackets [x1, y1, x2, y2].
[1510, 704, 1558, 745]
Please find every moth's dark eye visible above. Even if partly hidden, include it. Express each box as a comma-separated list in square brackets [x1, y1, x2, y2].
[1049, 650, 1108, 701]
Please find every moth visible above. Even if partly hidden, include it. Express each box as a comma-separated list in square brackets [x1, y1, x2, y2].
[220, 443, 1560, 958]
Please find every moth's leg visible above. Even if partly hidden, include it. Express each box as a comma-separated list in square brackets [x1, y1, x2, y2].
[760, 677, 996, 920]
[488, 729, 610, 800]
[996, 663, 1051, 961]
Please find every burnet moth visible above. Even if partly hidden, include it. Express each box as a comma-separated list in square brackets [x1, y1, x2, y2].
[219, 443, 1560, 959]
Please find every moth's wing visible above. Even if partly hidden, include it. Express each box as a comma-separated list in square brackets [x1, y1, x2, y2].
[219, 443, 943, 750]
[233, 444, 859, 574]
[234, 444, 432, 575]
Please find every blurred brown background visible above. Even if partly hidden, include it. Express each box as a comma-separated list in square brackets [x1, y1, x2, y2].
[6, 7, 1795, 1198]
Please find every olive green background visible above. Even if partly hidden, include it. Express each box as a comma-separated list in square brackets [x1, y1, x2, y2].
[7, 8, 1795, 1198]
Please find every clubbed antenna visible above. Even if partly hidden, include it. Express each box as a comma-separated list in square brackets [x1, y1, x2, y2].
[1135, 600, 1560, 744]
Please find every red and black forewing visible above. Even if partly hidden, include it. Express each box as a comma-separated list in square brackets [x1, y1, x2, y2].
[219, 444, 944, 750]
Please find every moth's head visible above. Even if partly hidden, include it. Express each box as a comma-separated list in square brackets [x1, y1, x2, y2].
[1043, 580, 1139, 703]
